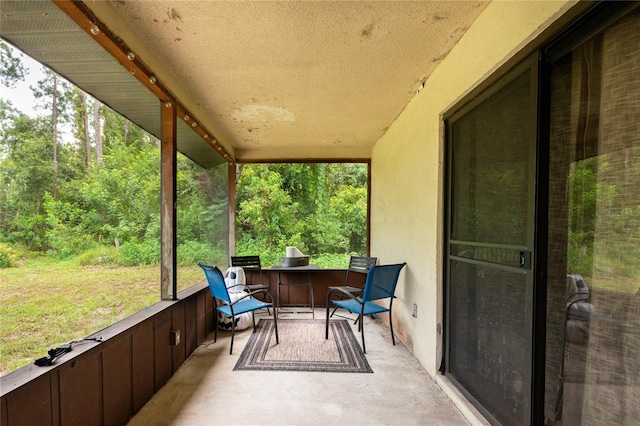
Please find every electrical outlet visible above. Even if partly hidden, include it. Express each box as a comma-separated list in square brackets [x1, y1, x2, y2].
[170, 329, 181, 346]
[412, 303, 418, 318]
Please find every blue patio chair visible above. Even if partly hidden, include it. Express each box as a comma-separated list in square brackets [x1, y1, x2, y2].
[328, 255, 377, 319]
[199, 263, 278, 354]
[325, 263, 406, 353]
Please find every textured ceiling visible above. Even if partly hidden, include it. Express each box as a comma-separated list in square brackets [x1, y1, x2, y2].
[2, 1, 489, 162]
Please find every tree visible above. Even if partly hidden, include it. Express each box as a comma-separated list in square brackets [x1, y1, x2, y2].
[31, 69, 73, 198]
[71, 91, 92, 167]
[2, 41, 367, 266]
[236, 163, 368, 263]
[237, 165, 296, 251]
[93, 99, 103, 165]
[0, 104, 54, 250]
[0, 41, 28, 88]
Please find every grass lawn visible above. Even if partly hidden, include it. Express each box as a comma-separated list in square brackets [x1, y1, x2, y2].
[0, 260, 204, 376]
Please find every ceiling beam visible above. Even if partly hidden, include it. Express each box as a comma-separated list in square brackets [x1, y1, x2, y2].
[52, 0, 170, 102]
[176, 103, 234, 164]
[52, 0, 235, 164]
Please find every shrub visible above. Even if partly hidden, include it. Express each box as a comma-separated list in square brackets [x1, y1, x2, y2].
[0, 243, 20, 268]
[76, 246, 120, 266]
[236, 239, 281, 267]
[118, 240, 160, 266]
[312, 253, 352, 268]
[177, 241, 217, 265]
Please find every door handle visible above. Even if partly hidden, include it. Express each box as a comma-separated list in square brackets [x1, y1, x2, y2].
[520, 251, 531, 269]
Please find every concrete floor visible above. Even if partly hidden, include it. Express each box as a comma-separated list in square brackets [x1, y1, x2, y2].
[128, 309, 478, 425]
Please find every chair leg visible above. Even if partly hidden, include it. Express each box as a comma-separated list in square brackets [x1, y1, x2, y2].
[229, 315, 235, 355]
[258, 290, 271, 315]
[310, 283, 315, 319]
[259, 288, 272, 315]
[325, 304, 331, 339]
[389, 310, 395, 346]
[326, 290, 337, 319]
[214, 310, 218, 343]
[354, 313, 376, 325]
[251, 311, 256, 332]
[329, 305, 339, 318]
[273, 307, 279, 344]
[359, 312, 366, 354]
[277, 282, 281, 312]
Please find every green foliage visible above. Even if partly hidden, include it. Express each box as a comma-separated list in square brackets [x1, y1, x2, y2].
[43, 192, 96, 258]
[176, 155, 229, 248]
[175, 154, 229, 266]
[330, 186, 367, 253]
[177, 241, 219, 265]
[119, 239, 160, 266]
[31, 69, 74, 124]
[566, 151, 640, 283]
[311, 253, 352, 268]
[567, 242, 593, 278]
[76, 246, 119, 266]
[1, 43, 366, 273]
[0, 110, 54, 251]
[236, 163, 368, 265]
[236, 239, 281, 267]
[0, 243, 20, 268]
[0, 41, 28, 88]
[237, 165, 295, 249]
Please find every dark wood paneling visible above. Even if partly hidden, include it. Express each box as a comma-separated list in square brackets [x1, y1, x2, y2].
[59, 355, 101, 425]
[102, 338, 133, 426]
[132, 322, 155, 413]
[262, 269, 350, 308]
[171, 304, 187, 372]
[1, 389, 7, 426]
[5, 375, 52, 426]
[154, 312, 173, 389]
[205, 292, 215, 336]
[51, 372, 60, 426]
[196, 291, 208, 346]
[0, 285, 211, 425]
[185, 296, 198, 354]
[313, 270, 352, 307]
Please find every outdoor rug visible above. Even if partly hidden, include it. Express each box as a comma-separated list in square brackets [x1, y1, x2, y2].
[234, 319, 372, 373]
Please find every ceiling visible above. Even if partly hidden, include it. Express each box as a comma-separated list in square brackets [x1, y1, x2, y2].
[1, 1, 489, 164]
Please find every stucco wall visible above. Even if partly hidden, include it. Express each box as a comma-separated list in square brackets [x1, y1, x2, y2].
[370, 0, 578, 376]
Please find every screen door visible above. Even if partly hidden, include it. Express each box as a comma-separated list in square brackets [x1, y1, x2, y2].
[445, 59, 537, 426]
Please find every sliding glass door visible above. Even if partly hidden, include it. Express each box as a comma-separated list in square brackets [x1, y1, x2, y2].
[544, 5, 640, 424]
[445, 59, 538, 425]
[444, 3, 640, 425]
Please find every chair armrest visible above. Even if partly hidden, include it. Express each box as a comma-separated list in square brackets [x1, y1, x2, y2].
[326, 286, 362, 303]
[328, 285, 361, 294]
[232, 288, 275, 305]
[246, 283, 270, 290]
[226, 283, 248, 292]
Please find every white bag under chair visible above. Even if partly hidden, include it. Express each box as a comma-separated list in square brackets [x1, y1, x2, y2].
[218, 267, 252, 331]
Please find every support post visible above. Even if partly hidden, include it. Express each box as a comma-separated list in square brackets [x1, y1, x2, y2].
[161, 100, 177, 300]
[229, 163, 237, 258]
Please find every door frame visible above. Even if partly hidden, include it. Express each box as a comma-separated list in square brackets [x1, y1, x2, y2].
[443, 54, 539, 426]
